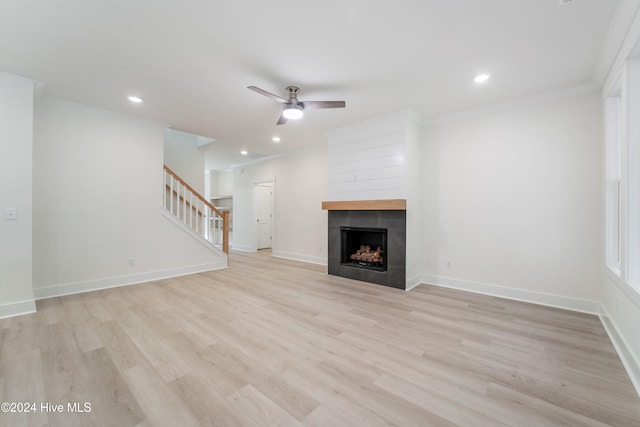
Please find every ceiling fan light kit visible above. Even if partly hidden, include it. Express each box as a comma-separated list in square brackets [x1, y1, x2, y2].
[248, 85, 345, 125]
[283, 104, 303, 120]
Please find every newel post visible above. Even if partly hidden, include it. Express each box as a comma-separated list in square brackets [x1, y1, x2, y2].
[222, 210, 230, 254]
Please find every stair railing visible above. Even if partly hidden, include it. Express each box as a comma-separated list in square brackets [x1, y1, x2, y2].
[163, 165, 229, 254]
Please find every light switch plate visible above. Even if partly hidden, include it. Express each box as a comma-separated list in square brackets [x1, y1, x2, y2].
[4, 208, 17, 220]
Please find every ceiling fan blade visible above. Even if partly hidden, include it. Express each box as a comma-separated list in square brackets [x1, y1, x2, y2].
[276, 114, 287, 125]
[247, 86, 288, 103]
[301, 100, 346, 110]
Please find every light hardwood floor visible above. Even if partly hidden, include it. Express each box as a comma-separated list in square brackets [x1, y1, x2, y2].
[1, 250, 639, 426]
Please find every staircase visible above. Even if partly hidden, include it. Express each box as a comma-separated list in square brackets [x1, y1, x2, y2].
[162, 165, 230, 256]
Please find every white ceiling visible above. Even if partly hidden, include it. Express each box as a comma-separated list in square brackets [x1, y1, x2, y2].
[0, 0, 626, 170]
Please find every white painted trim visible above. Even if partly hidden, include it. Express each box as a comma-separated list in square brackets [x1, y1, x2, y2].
[599, 304, 640, 397]
[231, 245, 254, 253]
[0, 69, 36, 86]
[252, 176, 276, 185]
[605, 267, 640, 309]
[271, 250, 327, 266]
[0, 299, 37, 319]
[602, 1, 640, 94]
[405, 275, 422, 291]
[594, 0, 640, 86]
[33, 261, 226, 300]
[326, 109, 423, 138]
[423, 83, 599, 126]
[36, 96, 169, 130]
[230, 143, 327, 169]
[419, 274, 599, 314]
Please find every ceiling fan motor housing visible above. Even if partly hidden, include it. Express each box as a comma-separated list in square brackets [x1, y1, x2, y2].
[285, 86, 300, 103]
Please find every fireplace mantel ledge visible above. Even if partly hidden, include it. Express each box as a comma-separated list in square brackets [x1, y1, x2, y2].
[321, 199, 406, 211]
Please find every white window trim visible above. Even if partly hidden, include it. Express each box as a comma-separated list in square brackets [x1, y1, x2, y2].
[606, 60, 640, 294]
[605, 89, 622, 275]
[625, 60, 640, 290]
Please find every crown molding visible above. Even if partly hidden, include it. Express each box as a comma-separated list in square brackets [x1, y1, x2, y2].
[423, 82, 599, 126]
[602, 1, 640, 95]
[326, 109, 424, 139]
[36, 96, 168, 130]
[594, 0, 640, 87]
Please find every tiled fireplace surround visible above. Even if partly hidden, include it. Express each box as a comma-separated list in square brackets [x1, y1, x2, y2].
[324, 200, 407, 289]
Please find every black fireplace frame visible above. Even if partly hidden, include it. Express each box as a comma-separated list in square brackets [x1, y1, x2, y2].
[340, 226, 388, 272]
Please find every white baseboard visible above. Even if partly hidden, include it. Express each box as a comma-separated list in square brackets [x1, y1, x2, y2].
[33, 262, 227, 300]
[0, 298, 37, 319]
[419, 274, 599, 314]
[599, 304, 640, 397]
[405, 274, 422, 291]
[231, 245, 253, 253]
[271, 250, 327, 266]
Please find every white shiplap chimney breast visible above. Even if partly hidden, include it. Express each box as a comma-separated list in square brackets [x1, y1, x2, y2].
[325, 109, 423, 289]
[326, 109, 422, 201]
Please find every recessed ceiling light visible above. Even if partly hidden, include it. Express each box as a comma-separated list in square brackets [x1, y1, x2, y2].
[474, 74, 491, 84]
[240, 150, 248, 155]
[128, 96, 143, 103]
[272, 137, 281, 143]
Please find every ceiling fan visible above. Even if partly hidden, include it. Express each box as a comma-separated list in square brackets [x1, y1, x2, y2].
[247, 85, 346, 125]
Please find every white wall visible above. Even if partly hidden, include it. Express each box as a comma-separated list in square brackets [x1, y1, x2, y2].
[164, 129, 205, 194]
[209, 169, 234, 198]
[0, 71, 36, 318]
[218, 170, 234, 197]
[32, 98, 226, 298]
[421, 91, 603, 312]
[232, 145, 328, 264]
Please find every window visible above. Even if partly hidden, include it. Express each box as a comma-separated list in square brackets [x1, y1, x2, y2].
[626, 60, 640, 288]
[605, 59, 640, 291]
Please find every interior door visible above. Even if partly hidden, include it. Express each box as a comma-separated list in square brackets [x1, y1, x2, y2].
[256, 183, 273, 249]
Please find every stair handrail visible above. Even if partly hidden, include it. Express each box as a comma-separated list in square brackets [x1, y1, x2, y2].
[163, 165, 230, 254]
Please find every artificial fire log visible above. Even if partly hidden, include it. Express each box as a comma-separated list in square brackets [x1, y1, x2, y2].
[350, 245, 384, 264]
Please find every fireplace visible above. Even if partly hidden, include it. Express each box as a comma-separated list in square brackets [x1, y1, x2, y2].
[324, 201, 406, 289]
[341, 227, 387, 272]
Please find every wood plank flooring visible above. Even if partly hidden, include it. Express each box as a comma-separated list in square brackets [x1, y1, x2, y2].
[1, 250, 639, 426]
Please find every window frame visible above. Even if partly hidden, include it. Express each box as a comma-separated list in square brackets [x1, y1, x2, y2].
[605, 59, 640, 293]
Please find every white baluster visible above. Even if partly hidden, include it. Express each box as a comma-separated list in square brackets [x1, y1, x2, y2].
[163, 170, 167, 209]
[203, 206, 209, 240]
[182, 186, 187, 222]
[214, 211, 219, 244]
[208, 207, 213, 242]
[214, 211, 218, 245]
[197, 202, 201, 237]
[169, 176, 174, 214]
[188, 193, 193, 228]
[205, 204, 209, 240]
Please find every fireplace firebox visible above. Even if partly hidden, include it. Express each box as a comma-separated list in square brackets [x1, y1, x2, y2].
[341, 227, 387, 272]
